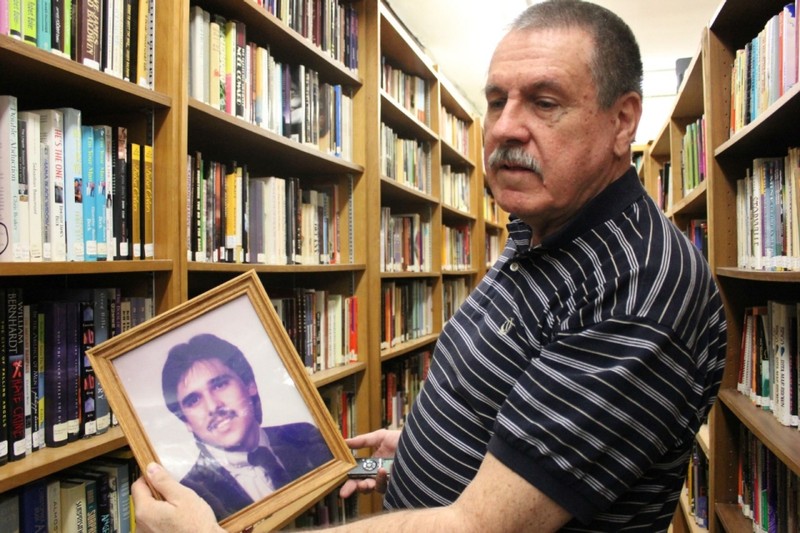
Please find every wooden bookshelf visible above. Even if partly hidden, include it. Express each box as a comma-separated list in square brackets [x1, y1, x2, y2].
[0, 0, 497, 528]
[642, 1, 800, 531]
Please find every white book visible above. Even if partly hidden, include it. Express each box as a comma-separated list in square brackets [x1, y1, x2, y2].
[0, 95, 20, 263]
[15, 111, 36, 262]
[59, 108, 85, 262]
[37, 108, 67, 261]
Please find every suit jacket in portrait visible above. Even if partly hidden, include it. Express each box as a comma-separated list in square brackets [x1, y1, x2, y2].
[180, 421, 333, 521]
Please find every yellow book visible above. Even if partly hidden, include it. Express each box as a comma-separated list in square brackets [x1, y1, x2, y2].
[130, 143, 141, 259]
[142, 144, 154, 259]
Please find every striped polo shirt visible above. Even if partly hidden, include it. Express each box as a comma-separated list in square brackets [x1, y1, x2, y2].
[383, 167, 727, 531]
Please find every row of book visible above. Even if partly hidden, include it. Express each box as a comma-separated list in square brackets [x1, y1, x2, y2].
[0, 286, 153, 467]
[379, 279, 434, 351]
[188, 6, 354, 160]
[0, 96, 155, 263]
[381, 349, 431, 430]
[684, 218, 708, 259]
[255, 0, 359, 73]
[380, 56, 429, 125]
[730, 2, 798, 135]
[441, 164, 470, 213]
[485, 231, 502, 268]
[680, 115, 706, 194]
[270, 289, 358, 374]
[442, 223, 472, 272]
[737, 425, 800, 533]
[442, 276, 469, 323]
[318, 383, 356, 440]
[187, 153, 343, 265]
[736, 148, 800, 272]
[684, 441, 709, 529]
[0, 448, 139, 533]
[737, 301, 799, 430]
[379, 207, 432, 273]
[440, 107, 470, 158]
[483, 187, 502, 225]
[380, 121, 433, 194]
[0, 0, 156, 89]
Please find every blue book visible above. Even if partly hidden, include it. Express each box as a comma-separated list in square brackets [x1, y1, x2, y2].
[88, 458, 132, 533]
[36, 0, 51, 50]
[81, 125, 97, 261]
[93, 126, 108, 261]
[19, 479, 48, 533]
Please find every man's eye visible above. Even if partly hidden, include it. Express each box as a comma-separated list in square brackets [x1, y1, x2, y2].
[181, 394, 200, 409]
[211, 376, 231, 390]
[535, 99, 558, 110]
[486, 98, 505, 110]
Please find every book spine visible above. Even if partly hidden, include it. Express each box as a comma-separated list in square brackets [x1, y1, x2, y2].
[21, 0, 35, 43]
[36, 0, 51, 49]
[64, 300, 80, 442]
[39, 108, 66, 261]
[78, 0, 102, 70]
[0, 0, 9, 36]
[142, 143, 153, 258]
[81, 125, 97, 261]
[15, 112, 32, 262]
[93, 125, 108, 260]
[112, 126, 129, 259]
[43, 301, 68, 447]
[6, 287, 26, 460]
[129, 142, 141, 259]
[25, 303, 42, 452]
[78, 299, 97, 438]
[61, 107, 85, 262]
[8, 0, 21, 38]
[0, 96, 18, 264]
[0, 288, 6, 465]
[92, 288, 111, 433]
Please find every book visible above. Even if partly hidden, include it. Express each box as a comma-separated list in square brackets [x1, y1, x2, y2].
[129, 142, 141, 259]
[60, 107, 85, 262]
[35, 0, 50, 50]
[24, 111, 43, 262]
[91, 287, 112, 434]
[21, 0, 35, 44]
[65, 298, 80, 442]
[8, 0, 21, 39]
[6, 287, 26, 460]
[81, 125, 97, 261]
[24, 302, 42, 451]
[15, 111, 34, 262]
[46, 478, 61, 532]
[59, 478, 90, 533]
[0, 95, 19, 263]
[141, 142, 153, 259]
[0, 289, 9, 466]
[78, 300, 97, 437]
[93, 125, 108, 261]
[111, 126, 129, 260]
[0, 492, 20, 533]
[76, 0, 102, 70]
[19, 479, 49, 533]
[43, 300, 69, 447]
[37, 107, 66, 262]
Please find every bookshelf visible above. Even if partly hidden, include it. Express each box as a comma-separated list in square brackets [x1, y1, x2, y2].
[0, 0, 494, 529]
[643, 0, 800, 531]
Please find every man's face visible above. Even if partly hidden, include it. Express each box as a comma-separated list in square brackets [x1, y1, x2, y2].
[483, 26, 637, 243]
[176, 357, 260, 451]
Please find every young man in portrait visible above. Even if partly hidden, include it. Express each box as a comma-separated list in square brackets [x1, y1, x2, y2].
[161, 333, 333, 521]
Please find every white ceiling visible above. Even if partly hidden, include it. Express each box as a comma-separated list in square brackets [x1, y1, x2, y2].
[385, 0, 723, 120]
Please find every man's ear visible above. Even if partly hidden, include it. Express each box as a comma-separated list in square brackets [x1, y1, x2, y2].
[248, 381, 258, 397]
[613, 91, 642, 158]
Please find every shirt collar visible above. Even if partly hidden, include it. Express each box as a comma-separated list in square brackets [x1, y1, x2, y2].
[506, 166, 644, 253]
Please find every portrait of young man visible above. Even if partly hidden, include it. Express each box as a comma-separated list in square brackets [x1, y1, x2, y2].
[161, 333, 334, 521]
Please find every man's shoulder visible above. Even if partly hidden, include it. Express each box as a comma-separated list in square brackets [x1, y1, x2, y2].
[262, 421, 322, 442]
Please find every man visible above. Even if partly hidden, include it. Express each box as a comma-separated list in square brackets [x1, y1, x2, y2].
[160, 333, 333, 521]
[131, 1, 726, 531]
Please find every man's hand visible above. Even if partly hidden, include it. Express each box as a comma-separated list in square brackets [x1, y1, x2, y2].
[339, 429, 401, 498]
[131, 463, 224, 533]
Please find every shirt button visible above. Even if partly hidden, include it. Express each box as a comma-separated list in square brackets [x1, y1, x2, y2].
[510, 262, 519, 272]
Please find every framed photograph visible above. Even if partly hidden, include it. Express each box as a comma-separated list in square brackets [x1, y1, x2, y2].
[88, 270, 356, 532]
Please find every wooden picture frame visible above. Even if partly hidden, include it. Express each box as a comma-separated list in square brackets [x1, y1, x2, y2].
[88, 270, 356, 532]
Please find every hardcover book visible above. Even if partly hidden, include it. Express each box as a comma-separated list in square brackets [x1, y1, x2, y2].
[6, 287, 26, 460]
[43, 300, 70, 448]
[38, 108, 67, 262]
[0, 288, 8, 465]
[81, 125, 98, 261]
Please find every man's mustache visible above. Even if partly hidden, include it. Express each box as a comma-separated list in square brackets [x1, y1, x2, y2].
[207, 408, 238, 432]
[487, 146, 541, 174]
